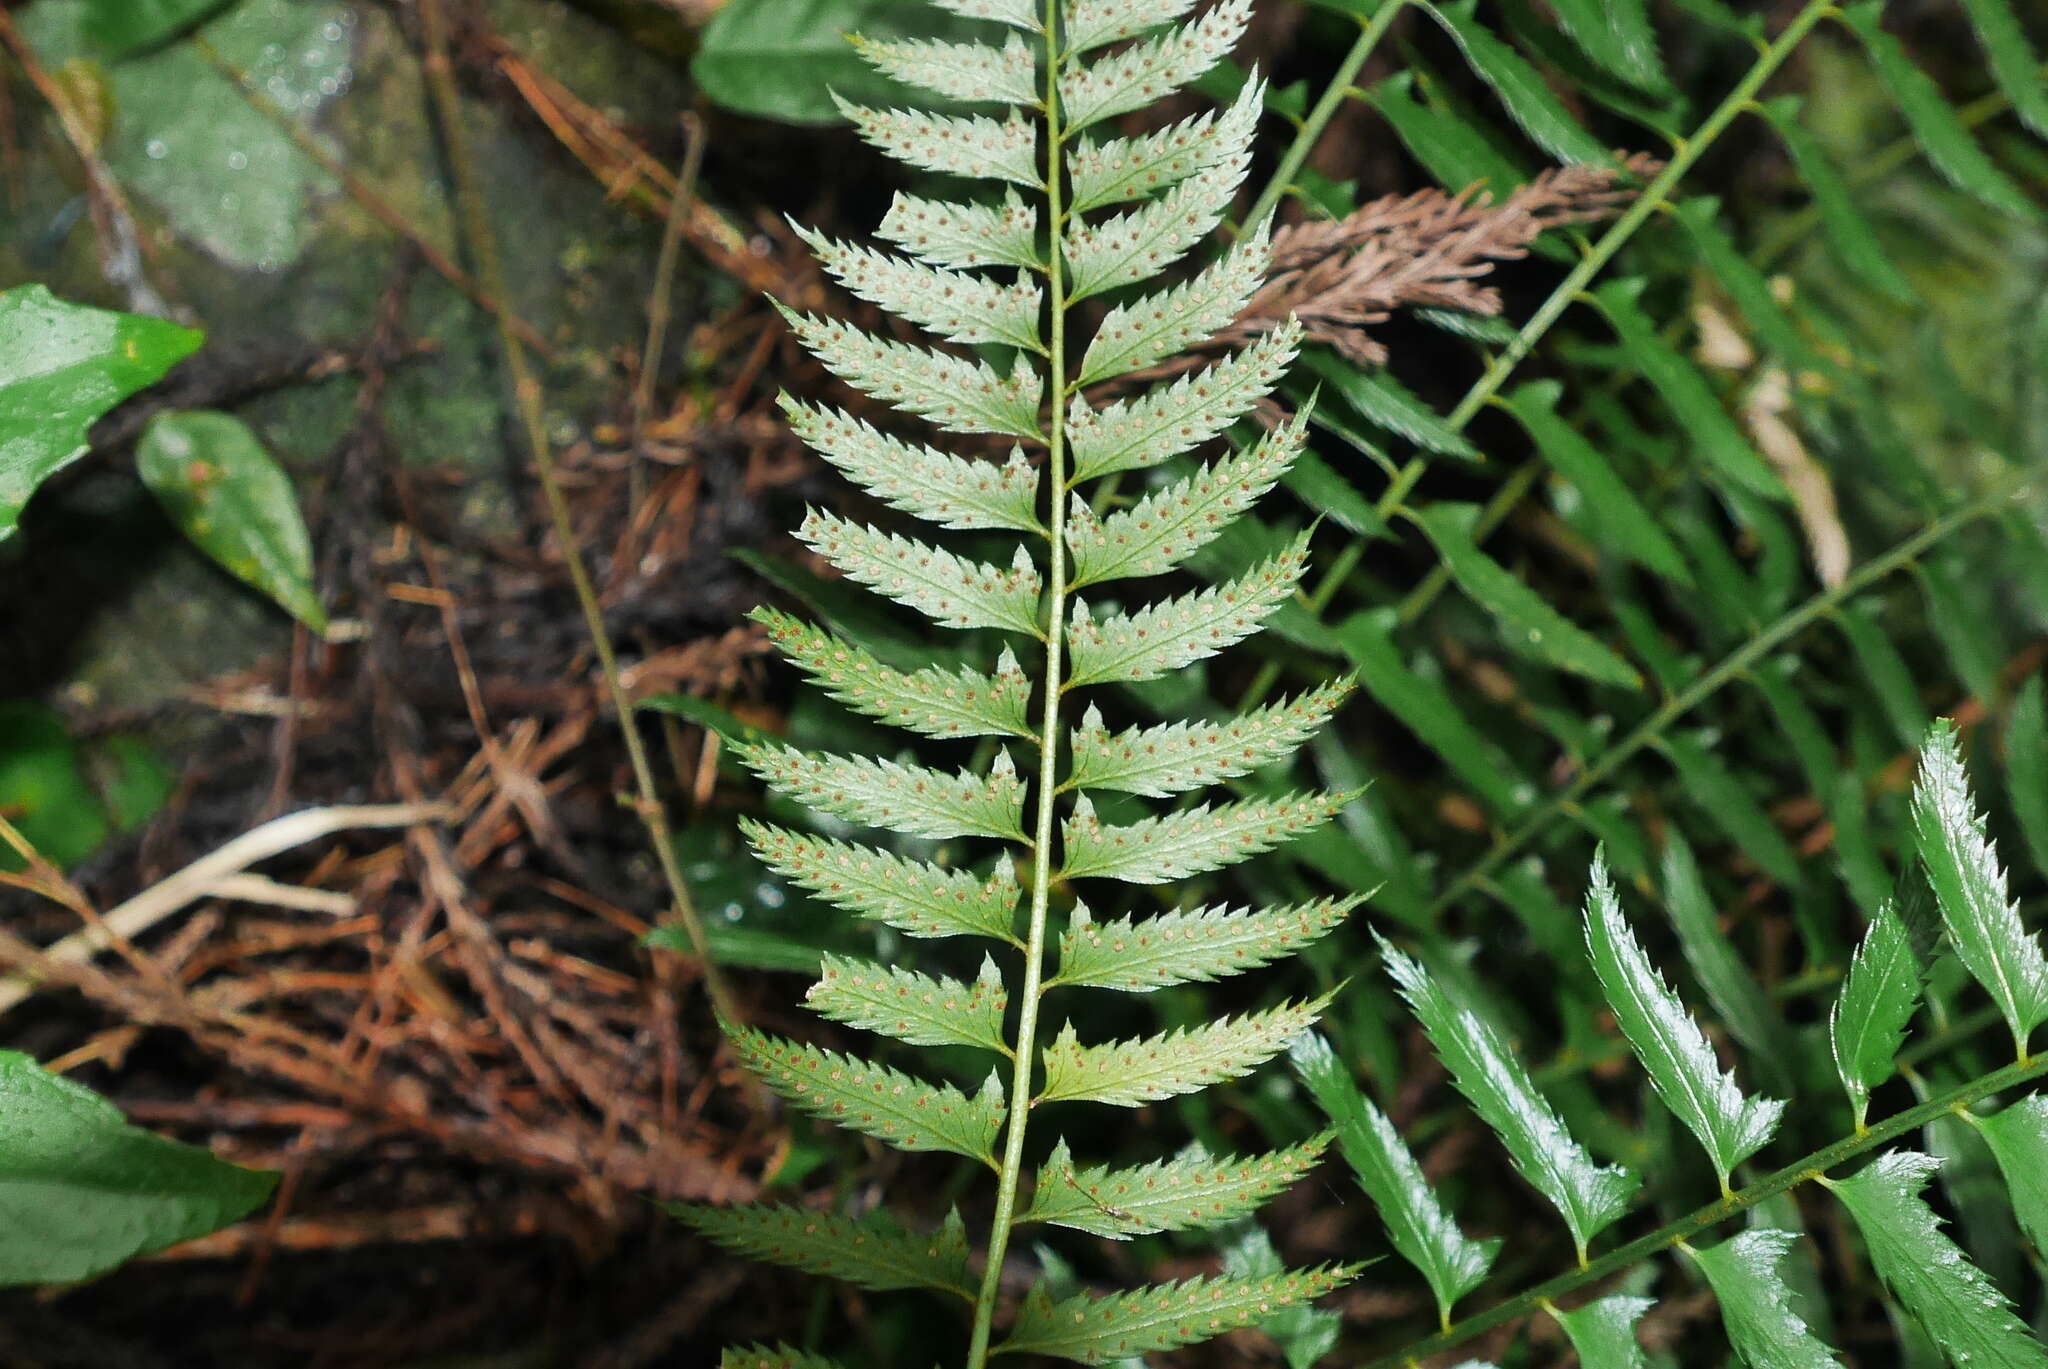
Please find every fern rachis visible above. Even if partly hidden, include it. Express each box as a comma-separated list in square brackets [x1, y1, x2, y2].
[677, 3, 1360, 1364]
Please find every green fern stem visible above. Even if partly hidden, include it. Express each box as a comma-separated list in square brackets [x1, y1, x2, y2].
[1368, 1048, 2048, 1369]
[966, 5, 1070, 1362]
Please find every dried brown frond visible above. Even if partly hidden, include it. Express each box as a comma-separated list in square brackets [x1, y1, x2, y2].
[1227, 153, 1663, 365]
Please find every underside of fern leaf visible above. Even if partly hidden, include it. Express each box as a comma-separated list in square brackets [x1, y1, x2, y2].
[686, 4, 1357, 1365]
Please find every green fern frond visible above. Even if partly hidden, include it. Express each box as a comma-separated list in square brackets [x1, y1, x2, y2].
[997, 1265, 1364, 1363]
[1022, 1133, 1332, 1238]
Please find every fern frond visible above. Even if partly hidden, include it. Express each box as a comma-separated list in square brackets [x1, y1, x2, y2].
[1023, 1134, 1331, 1238]
[674, 1203, 975, 1298]
[878, 191, 1042, 271]
[1052, 896, 1355, 992]
[808, 953, 1009, 1052]
[1037, 994, 1331, 1107]
[1056, 0, 1251, 131]
[799, 511, 1042, 634]
[1829, 905, 1922, 1129]
[1077, 226, 1270, 384]
[1066, 678, 1350, 798]
[1064, 141, 1256, 301]
[741, 821, 1020, 942]
[1549, 1295, 1651, 1368]
[997, 1266, 1362, 1362]
[737, 740, 1026, 841]
[1685, 1230, 1844, 1369]
[753, 609, 1032, 739]
[1070, 77, 1263, 213]
[727, 1024, 1004, 1162]
[851, 33, 1040, 107]
[930, 0, 1040, 30]
[1065, 0, 1200, 55]
[1059, 790, 1351, 883]
[1067, 319, 1302, 482]
[793, 228, 1043, 353]
[720, 1347, 845, 1369]
[782, 403, 1042, 533]
[832, 100, 1041, 187]
[777, 311, 1043, 439]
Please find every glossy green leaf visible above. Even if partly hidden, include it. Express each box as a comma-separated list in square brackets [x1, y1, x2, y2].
[1912, 720, 2048, 1055]
[1382, 937, 1637, 1258]
[1959, 0, 2048, 138]
[1825, 1151, 2048, 1368]
[672, 1203, 973, 1297]
[1410, 503, 1641, 689]
[1293, 1031, 1498, 1323]
[135, 410, 326, 633]
[0, 1050, 275, 1285]
[0, 702, 110, 870]
[1687, 1229, 1843, 1369]
[1582, 855, 1783, 1188]
[0, 286, 202, 543]
[1306, 350, 1480, 460]
[1974, 1096, 2048, 1254]
[1550, 1294, 1651, 1369]
[998, 1266, 1360, 1362]
[1421, 0, 1609, 165]
[1840, 2, 2039, 221]
[83, 0, 233, 57]
[1543, 0, 1668, 93]
[1830, 906, 1922, 1129]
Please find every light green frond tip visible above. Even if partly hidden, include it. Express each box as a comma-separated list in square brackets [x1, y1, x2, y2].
[1058, 789, 1352, 883]
[1023, 1133, 1331, 1238]
[1066, 676, 1350, 798]
[1582, 854, 1783, 1190]
[720, 1346, 845, 1369]
[1829, 905, 1922, 1130]
[1686, 1229, 1843, 1369]
[1052, 896, 1356, 992]
[1911, 719, 2048, 1057]
[1382, 936, 1637, 1261]
[1057, 0, 1251, 131]
[1037, 992, 1333, 1107]
[1070, 76, 1263, 212]
[997, 1266, 1362, 1363]
[1823, 1151, 2048, 1368]
[674, 1203, 974, 1299]
[1292, 1031, 1497, 1325]
[1548, 1295, 1651, 1369]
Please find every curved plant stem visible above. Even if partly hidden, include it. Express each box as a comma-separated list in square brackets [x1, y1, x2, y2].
[1366, 1049, 2048, 1368]
[1243, 0, 1409, 230]
[965, 6, 1070, 1362]
[417, 0, 735, 1024]
[1424, 484, 2023, 920]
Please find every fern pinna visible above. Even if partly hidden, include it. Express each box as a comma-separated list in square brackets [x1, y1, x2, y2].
[675, 2, 1361, 1364]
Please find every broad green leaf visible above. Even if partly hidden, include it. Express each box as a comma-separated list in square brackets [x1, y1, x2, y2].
[1077, 227, 1269, 384]
[799, 511, 1041, 634]
[852, 32, 1038, 106]
[0, 1050, 275, 1285]
[1410, 503, 1641, 689]
[1333, 611, 1529, 818]
[726, 1024, 1003, 1161]
[1052, 896, 1356, 992]
[877, 190, 1042, 271]
[693, 0, 989, 125]
[1660, 732, 1803, 888]
[1057, 0, 1250, 131]
[83, 0, 232, 57]
[1504, 380, 1691, 586]
[1065, 0, 1198, 53]
[778, 309, 1042, 438]
[1306, 350, 1481, 460]
[1065, 676, 1350, 798]
[1660, 835, 1787, 1065]
[754, 609, 1032, 740]
[1292, 1032, 1498, 1324]
[1038, 994, 1332, 1107]
[808, 952, 1007, 1051]
[134, 410, 327, 633]
[1065, 529, 1311, 685]
[1067, 412, 1305, 587]
[672, 1203, 973, 1297]
[0, 286, 202, 543]
[1688, 1229, 1842, 1369]
[739, 740, 1026, 841]
[1382, 937, 1638, 1258]
[1840, 2, 2039, 221]
[741, 820, 1020, 941]
[1825, 1151, 2048, 1368]
[1757, 98, 1915, 304]
[1959, 0, 2048, 138]
[1974, 1096, 2048, 1254]
[720, 1347, 845, 1369]
[1068, 321, 1300, 481]
[1583, 855, 1783, 1188]
[1421, 0, 1610, 165]
[2004, 676, 2048, 881]
[1830, 906, 1922, 1128]
[794, 227, 1041, 352]
[785, 403, 1042, 531]
[1544, 0, 1668, 94]
[1589, 278, 1781, 498]
[1550, 1295, 1651, 1369]
[1059, 789, 1349, 883]
[1911, 720, 2048, 1055]
[1070, 78, 1261, 213]
[997, 1266, 1359, 1362]
[1024, 1133, 1330, 1238]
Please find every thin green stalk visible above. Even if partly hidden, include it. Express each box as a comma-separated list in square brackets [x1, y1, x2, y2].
[1365, 1049, 2048, 1368]
[1425, 484, 2018, 920]
[965, 5, 1070, 1361]
[416, 0, 734, 1024]
[1243, 0, 1408, 230]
